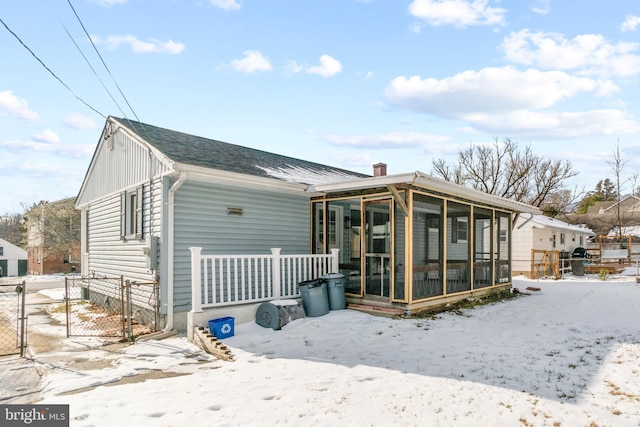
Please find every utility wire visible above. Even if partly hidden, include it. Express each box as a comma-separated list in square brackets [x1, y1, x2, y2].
[61, 22, 129, 120]
[66, 0, 141, 123]
[0, 16, 106, 119]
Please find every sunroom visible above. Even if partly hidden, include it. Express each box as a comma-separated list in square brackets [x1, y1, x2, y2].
[310, 169, 541, 314]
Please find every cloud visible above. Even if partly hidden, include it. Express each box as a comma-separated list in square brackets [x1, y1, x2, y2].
[64, 113, 98, 130]
[384, 66, 616, 117]
[358, 71, 374, 80]
[621, 15, 640, 33]
[0, 91, 38, 121]
[408, 0, 506, 28]
[92, 35, 185, 55]
[32, 129, 59, 144]
[529, 0, 550, 15]
[330, 153, 379, 169]
[501, 30, 640, 78]
[230, 50, 273, 74]
[306, 55, 342, 77]
[0, 139, 95, 157]
[284, 59, 304, 74]
[464, 109, 640, 138]
[210, 0, 241, 10]
[325, 132, 452, 149]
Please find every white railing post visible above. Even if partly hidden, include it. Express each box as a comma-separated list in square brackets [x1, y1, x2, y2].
[330, 248, 340, 273]
[189, 247, 203, 313]
[271, 248, 282, 299]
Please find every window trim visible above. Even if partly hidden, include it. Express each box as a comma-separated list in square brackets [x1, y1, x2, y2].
[451, 216, 468, 244]
[121, 186, 143, 240]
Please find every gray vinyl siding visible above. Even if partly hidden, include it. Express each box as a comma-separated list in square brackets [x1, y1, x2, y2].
[171, 181, 311, 312]
[86, 177, 162, 283]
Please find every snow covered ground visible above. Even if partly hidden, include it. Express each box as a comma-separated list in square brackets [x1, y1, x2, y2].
[33, 274, 640, 426]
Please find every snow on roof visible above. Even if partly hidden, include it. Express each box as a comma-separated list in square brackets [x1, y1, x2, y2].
[255, 164, 363, 186]
[521, 214, 594, 235]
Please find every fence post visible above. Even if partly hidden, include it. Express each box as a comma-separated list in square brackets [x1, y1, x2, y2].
[19, 281, 26, 357]
[271, 248, 281, 299]
[330, 248, 340, 273]
[125, 280, 132, 341]
[189, 247, 203, 313]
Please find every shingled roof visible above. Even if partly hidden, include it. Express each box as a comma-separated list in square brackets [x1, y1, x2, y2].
[113, 117, 369, 185]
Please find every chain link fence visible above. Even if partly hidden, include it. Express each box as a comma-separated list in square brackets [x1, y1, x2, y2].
[64, 274, 159, 340]
[0, 282, 26, 357]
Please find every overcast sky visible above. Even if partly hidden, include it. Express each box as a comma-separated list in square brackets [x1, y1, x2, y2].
[2, 0, 640, 214]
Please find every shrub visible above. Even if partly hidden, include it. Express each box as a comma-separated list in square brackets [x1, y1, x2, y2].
[598, 268, 609, 281]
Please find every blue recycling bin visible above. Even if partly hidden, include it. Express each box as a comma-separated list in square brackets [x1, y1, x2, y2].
[208, 316, 235, 339]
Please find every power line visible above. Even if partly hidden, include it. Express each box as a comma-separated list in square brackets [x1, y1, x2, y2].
[60, 22, 129, 119]
[66, 0, 141, 123]
[0, 16, 106, 119]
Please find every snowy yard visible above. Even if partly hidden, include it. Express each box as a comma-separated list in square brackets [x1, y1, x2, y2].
[37, 275, 640, 426]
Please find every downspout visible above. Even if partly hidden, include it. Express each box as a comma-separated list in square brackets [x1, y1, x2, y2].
[163, 171, 187, 333]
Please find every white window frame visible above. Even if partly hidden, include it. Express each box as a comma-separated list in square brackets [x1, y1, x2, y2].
[451, 216, 468, 244]
[121, 186, 143, 240]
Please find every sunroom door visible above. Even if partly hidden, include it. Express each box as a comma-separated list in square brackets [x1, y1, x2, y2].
[314, 204, 343, 257]
[364, 200, 392, 298]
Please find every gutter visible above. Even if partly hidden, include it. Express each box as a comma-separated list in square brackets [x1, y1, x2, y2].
[162, 171, 187, 333]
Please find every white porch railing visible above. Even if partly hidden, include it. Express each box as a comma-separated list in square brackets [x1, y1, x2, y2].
[189, 247, 340, 312]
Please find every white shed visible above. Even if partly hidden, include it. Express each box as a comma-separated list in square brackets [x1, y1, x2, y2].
[512, 214, 594, 277]
[0, 237, 28, 277]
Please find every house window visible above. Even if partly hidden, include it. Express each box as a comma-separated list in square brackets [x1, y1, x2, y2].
[121, 186, 143, 240]
[560, 233, 565, 245]
[552, 234, 557, 248]
[0, 247, 3, 256]
[579, 235, 584, 246]
[451, 217, 468, 243]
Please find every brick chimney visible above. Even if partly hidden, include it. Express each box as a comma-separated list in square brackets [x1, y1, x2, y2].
[373, 162, 387, 177]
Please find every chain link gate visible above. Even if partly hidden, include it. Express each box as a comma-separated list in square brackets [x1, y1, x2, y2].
[65, 274, 159, 340]
[0, 281, 27, 357]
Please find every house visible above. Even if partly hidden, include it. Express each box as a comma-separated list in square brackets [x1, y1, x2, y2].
[0, 237, 28, 277]
[76, 117, 540, 335]
[24, 198, 81, 275]
[512, 214, 594, 277]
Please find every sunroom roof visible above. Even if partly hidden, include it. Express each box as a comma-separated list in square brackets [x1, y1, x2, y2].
[310, 171, 541, 215]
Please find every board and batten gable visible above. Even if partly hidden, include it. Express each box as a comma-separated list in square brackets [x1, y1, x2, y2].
[170, 179, 311, 312]
[76, 126, 172, 207]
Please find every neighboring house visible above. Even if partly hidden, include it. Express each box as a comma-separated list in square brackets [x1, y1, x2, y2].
[512, 214, 594, 277]
[601, 195, 640, 216]
[76, 117, 540, 335]
[0, 237, 28, 277]
[24, 198, 81, 275]
[567, 195, 640, 237]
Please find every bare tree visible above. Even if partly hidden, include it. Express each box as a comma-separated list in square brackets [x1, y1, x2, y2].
[607, 141, 626, 237]
[24, 198, 80, 264]
[432, 138, 578, 211]
[0, 212, 25, 246]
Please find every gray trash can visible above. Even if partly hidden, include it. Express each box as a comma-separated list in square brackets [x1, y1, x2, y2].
[321, 273, 346, 310]
[297, 279, 330, 317]
[255, 300, 305, 330]
[571, 259, 585, 276]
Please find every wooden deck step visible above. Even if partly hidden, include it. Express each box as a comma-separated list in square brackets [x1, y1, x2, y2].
[348, 304, 405, 318]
